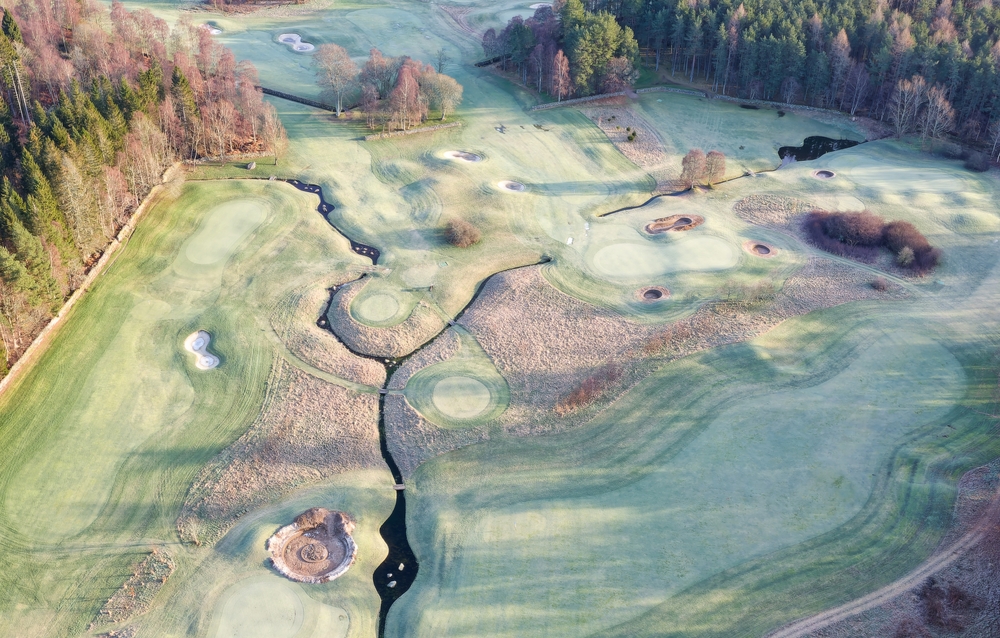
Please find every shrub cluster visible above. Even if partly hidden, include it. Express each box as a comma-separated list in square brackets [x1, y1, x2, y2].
[555, 364, 622, 415]
[803, 211, 941, 274]
[444, 218, 482, 248]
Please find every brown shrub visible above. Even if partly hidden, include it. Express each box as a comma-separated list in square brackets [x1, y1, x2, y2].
[444, 218, 481, 248]
[884, 220, 932, 254]
[821, 211, 885, 246]
[871, 276, 890, 291]
[555, 364, 623, 415]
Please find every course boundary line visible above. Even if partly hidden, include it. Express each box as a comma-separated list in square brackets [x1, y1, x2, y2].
[766, 468, 1000, 638]
[0, 164, 181, 399]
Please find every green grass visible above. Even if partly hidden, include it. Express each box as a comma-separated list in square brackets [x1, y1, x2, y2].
[4, 0, 1000, 636]
[0, 180, 394, 636]
[402, 328, 510, 428]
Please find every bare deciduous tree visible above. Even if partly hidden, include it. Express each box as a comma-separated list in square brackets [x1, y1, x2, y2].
[705, 150, 726, 185]
[888, 75, 926, 137]
[921, 85, 955, 142]
[680, 148, 706, 188]
[314, 44, 359, 117]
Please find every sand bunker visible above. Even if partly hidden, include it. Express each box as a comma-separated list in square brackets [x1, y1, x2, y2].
[637, 286, 670, 302]
[202, 24, 222, 35]
[743, 240, 778, 258]
[645, 214, 705, 234]
[268, 508, 357, 584]
[497, 180, 526, 192]
[184, 331, 220, 370]
[277, 34, 315, 53]
[529, 2, 551, 7]
[813, 169, 836, 179]
[592, 236, 738, 279]
[432, 376, 492, 419]
[443, 150, 482, 162]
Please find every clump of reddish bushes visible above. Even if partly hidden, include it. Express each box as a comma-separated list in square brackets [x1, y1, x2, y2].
[803, 211, 941, 274]
[555, 364, 622, 415]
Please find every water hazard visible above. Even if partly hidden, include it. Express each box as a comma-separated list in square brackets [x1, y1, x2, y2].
[778, 136, 859, 162]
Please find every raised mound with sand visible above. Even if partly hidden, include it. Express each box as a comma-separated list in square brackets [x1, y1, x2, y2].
[743, 240, 778, 258]
[184, 331, 220, 370]
[645, 214, 705, 234]
[497, 180, 525, 192]
[268, 508, 357, 584]
[637, 286, 670, 302]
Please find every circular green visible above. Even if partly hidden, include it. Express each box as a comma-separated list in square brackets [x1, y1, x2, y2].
[354, 293, 400, 323]
[404, 360, 509, 428]
[432, 376, 492, 419]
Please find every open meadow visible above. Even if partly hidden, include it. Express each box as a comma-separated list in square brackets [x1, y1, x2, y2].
[1, 0, 1000, 637]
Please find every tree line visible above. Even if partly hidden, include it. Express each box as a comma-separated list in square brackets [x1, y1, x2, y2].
[315, 45, 463, 131]
[490, 0, 1000, 150]
[0, 0, 285, 375]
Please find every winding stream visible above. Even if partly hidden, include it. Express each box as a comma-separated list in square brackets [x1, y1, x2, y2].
[600, 136, 865, 217]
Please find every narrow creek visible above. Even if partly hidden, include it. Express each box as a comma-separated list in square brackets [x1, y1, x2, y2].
[299, 176, 549, 634]
[293, 181, 416, 635]
[600, 135, 864, 217]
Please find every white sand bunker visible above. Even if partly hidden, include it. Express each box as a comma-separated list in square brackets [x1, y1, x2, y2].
[277, 33, 315, 52]
[529, 2, 551, 7]
[432, 376, 491, 419]
[268, 508, 357, 584]
[813, 169, 836, 179]
[497, 180, 525, 192]
[184, 330, 220, 370]
[443, 150, 483, 162]
[355, 293, 400, 323]
[202, 24, 222, 35]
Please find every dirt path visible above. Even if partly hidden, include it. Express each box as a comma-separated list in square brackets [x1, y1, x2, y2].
[766, 476, 1000, 638]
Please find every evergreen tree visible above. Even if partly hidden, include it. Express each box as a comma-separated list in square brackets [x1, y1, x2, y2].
[1, 10, 22, 45]
[171, 66, 199, 122]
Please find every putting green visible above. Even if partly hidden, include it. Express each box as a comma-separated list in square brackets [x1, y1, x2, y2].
[403, 330, 509, 428]
[213, 576, 350, 638]
[827, 154, 971, 194]
[184, 199, 268, 265]
[432, 376, 492, 419]
[354, 293, 401, 324]
[592, 236, 738, 279]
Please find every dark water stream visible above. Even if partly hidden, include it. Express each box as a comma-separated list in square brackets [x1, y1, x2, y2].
[778, 136, 859, 161]
[295, 180, 416, 635]
[600, 135, 864, 217]
[286, 179, 381, 263]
